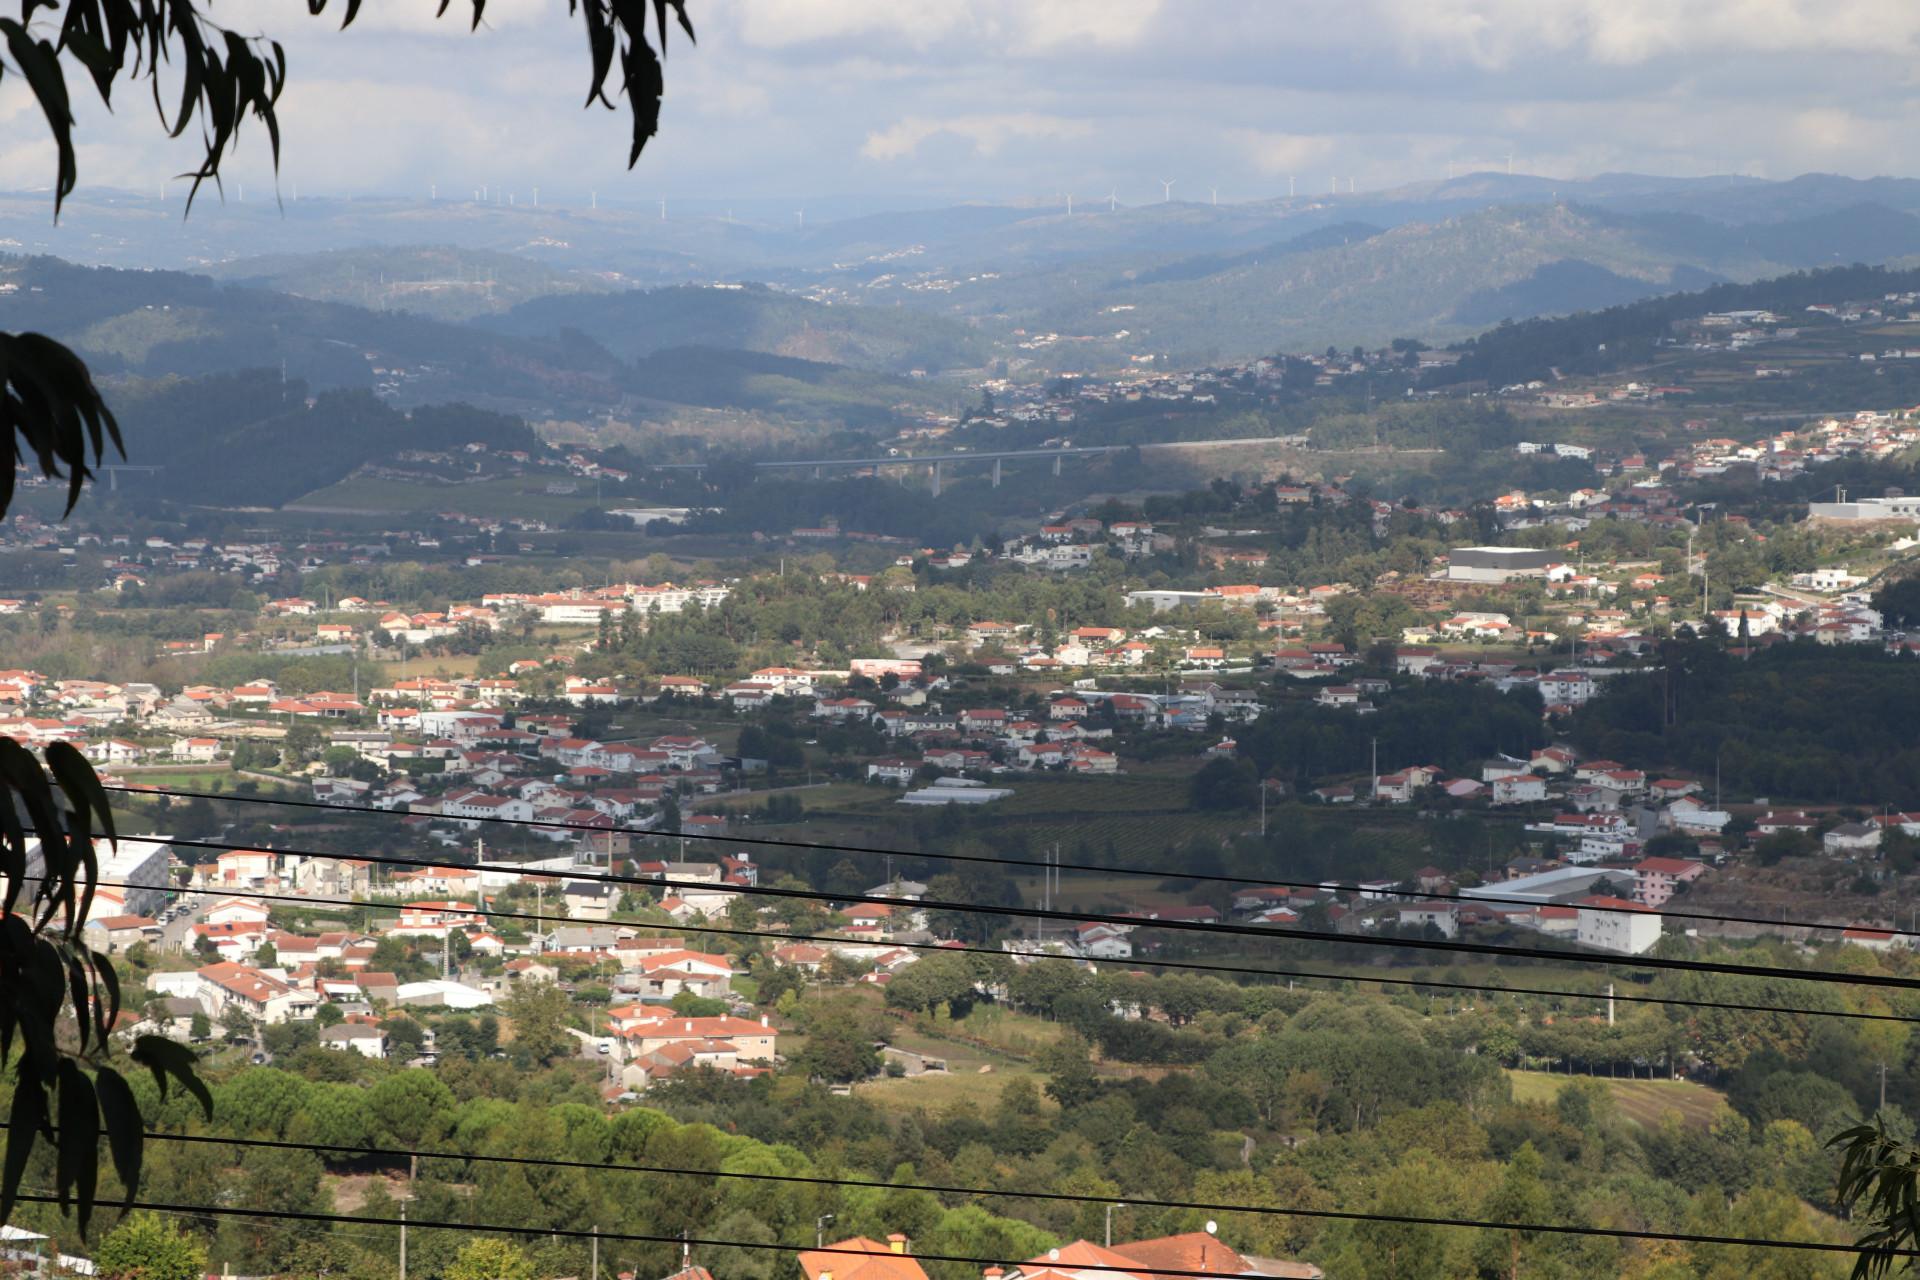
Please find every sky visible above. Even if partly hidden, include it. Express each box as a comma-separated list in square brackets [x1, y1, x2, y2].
[7, 0, 1920, 217]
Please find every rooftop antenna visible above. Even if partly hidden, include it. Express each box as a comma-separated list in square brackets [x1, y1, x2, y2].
[1159, 178, 1175, 202]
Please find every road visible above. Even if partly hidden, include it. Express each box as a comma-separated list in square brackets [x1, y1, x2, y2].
[159, 893, 207, 953]
[646, 435, 1330, 472]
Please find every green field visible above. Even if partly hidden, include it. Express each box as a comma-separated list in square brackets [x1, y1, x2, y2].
[858, 1013, 1055, 1115]
[1506, 1069, 1731, 1130]
[942, 1004, 1070, 1059]
[989, 774, 1191, 816]
[1010, 870, 1202, 914]
[703, 782, 879, 815]
[116, 765, 239, 790]
[856, 1064, 1047, 1114]
[996, 809, 1251, 859]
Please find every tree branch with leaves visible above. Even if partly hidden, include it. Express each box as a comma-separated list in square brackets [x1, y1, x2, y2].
[1834, 1118, 1920, 1279]
[0, 739, 213, 1235]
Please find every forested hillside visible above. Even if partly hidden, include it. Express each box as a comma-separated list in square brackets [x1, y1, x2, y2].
[1430, 262, 1920, 388]
[484, 284, 987, 375]
[108, 372, 536, 506]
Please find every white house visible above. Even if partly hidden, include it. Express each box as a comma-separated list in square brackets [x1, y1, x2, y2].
[320, 1023, 388, 1058]
[1490, 774, 1547, 805]
[1576, 897, 1663, 956]
[1395, 903, 1461, 938]
[1825, 822, 1883, 855]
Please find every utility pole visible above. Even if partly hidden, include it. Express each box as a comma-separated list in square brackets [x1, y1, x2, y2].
[399, 1200, 408, 1280]
[816, 1215, 835, 1249]
[1606, 983, 1615, 1027]
[1881, 1061, 1890, 1113]
[592, 1226, 600, 1280]
[1106, 1203, 1122, 1248]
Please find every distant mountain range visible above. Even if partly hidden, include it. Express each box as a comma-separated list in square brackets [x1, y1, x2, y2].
[10, 169, 1920, 381]
[0, 255, 957, 432]
[905, 200, 1920, 363]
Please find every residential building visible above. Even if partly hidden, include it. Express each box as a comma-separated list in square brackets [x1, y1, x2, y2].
[1576, 897, 1663, 956]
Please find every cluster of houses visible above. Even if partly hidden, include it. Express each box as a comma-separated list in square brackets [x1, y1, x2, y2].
[106, 840, 960, 1093]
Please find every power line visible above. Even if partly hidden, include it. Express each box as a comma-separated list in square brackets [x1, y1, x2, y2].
[99, 878, 1920, 1028]
[9, 1191, 1896, 1265]
[4, 1128, 1894, 1261]
[109, 782, 1920, 942]
[83, 827, 1920, 993]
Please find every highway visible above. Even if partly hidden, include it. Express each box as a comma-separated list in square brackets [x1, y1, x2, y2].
[645, 434, 1313, 471]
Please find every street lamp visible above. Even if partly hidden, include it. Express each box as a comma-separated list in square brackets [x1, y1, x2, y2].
[817, 1214, 835, 1249]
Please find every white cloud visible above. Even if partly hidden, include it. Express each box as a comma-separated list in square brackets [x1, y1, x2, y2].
[861, 113, 1094, 162]
[1379, 0, 1920, 68]
[1229, 129, 1338, 176]
[728, 0, 1159, 54]
[731, 1, 973, 51]
[213, 0, 557, 38]
[10, 0, 1920, 209]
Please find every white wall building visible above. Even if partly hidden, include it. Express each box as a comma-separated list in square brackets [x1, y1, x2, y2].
[1576, 898, 1664, 955]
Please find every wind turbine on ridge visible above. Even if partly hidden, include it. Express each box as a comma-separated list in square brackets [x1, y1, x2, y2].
[1160, 178, 1176, 202]
[1107, 189, 1118, 212]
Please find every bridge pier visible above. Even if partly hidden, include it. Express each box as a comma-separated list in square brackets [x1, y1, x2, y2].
[1052, 453, 1063, 477]
[992, 458, 1002, 488]
[813, 465, 822, 479]
[931, 460, 943, 497]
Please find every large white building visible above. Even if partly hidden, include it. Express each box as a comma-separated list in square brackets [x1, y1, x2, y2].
[1808, 496, 1920, 521]
[24, 836, 173, 921]
[1576, 897, 1664, 955]
[1446, 546, 1557, 583]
